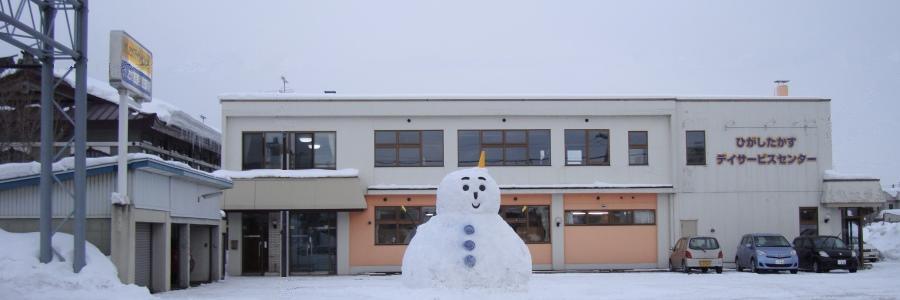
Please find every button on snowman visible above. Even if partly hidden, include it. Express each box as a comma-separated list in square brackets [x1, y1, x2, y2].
[402, 152, 531, 290]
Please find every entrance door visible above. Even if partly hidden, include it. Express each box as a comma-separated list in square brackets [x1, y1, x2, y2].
[289, 212, 337, 275]
[242, 212, 269, 275]
[135, 222, 153, 289]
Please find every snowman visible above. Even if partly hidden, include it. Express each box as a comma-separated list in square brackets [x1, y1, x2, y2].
[402, 152, 531, 290]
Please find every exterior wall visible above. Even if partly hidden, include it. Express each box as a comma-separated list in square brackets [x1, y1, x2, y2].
[226, 212, 242, 276]
[563, 194, 658, 268]
[349, 195, 435, 272]
[0, 172, 115, 218]
[0, 218, 112, 254]
[133, 170, 224, 221]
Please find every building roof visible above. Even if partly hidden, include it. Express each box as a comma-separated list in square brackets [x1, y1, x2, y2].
[219, 93, 830, 102]
[0, 154, 232, 191]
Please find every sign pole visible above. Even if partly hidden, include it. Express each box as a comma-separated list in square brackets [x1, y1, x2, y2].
[116, 88, 129, 205]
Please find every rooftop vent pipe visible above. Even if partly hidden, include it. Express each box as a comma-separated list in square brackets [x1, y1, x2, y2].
[774, 80, 789, 96]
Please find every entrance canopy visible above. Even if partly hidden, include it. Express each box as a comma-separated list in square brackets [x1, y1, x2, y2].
[821, 171, 885, 208]
[223, 177, 366, 210]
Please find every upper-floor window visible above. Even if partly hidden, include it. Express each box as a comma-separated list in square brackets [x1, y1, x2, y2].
[565, 129, 610, 166]
[686, 130, 706, 165]
[565, 209, 656, 225]
[500, 205, 551, 243]
[242, 131, 336, 170]
[374, 130, 443, 167]
[458, 129, 551, 166]
[628, 131, 649, 166]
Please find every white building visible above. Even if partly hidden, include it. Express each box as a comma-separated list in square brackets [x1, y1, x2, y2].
[218, 93, 884, 276]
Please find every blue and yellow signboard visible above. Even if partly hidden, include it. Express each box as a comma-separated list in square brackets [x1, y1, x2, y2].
[109, 31, 152, 100]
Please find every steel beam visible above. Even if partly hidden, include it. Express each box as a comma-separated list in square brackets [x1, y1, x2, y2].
[0, 11, 77, 58]
[71, 0, 86, 273]
[37, 1, 56, 264]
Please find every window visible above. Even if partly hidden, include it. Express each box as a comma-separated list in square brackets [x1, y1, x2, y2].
[565, 129, 610, 166]
[242, 131, 336, 170]
[458, 130, 551, 166]
[374, 131, 443, 167]
[799, 207, 818, 236]
[689, 237, 720, 250]
[499, 206, 550, 243]
[374, 206, 435, 245]
[628, 131, 648, 165]
[686, 130, 706, 165]
[565, 210, 656, 225]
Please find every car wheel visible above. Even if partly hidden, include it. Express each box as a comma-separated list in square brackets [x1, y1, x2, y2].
[682, 260, 690, 274]
[814, 260, 824, 273]
[701, 268, 708, 273]
[735, 257, 743, 272]
[849, 268, 857, 273]
[751, 259, 759, 274]
[715, 267, 723, 274]
[790, 269, 798, 274]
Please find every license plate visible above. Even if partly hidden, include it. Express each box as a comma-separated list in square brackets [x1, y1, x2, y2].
[837, 259, 846, 265]
[699, 260, 711, 267]
[775, 259, 785, 265]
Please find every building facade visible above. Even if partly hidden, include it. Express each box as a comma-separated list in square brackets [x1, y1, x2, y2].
[219, 94, 884, 276]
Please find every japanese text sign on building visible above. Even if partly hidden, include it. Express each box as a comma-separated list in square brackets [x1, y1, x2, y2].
[109, 30, 152, 101]
[717, 136, 816, 166]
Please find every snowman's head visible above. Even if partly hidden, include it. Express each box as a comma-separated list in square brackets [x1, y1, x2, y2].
[436, 168, 501, 215]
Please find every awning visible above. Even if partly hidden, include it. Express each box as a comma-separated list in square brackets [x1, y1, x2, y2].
[223, 177, 366, 210]
[821, 179, 886, 208]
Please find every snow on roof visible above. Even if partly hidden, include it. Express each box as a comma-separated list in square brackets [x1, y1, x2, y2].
[0, 153, 224, 182]
[368, 182, 673, 190]
[47, 69, 221, 142]
[823, 170, 880, 181]
[885, 187, 900, 198]
[212, 168, 359, 179]
[218, 92, 828, 102]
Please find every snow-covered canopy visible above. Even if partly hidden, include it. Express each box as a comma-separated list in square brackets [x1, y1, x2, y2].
[211, 168, 359, 179]
[0, 153, 225, 182]
[823, 170, 880, 181]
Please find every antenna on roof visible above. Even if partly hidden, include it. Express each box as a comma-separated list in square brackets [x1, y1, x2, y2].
[199, 114, 206, 124]
[279, 75, 292, 93]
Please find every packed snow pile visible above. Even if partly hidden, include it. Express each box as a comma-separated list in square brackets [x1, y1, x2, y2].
[864, 222, 900, 261]
[0, 229, 152, 300]
[823, 170, 879, 180]
[212, 168, 359, 179]
[0, 153, 205, 181]
[402, 167, 531, 290]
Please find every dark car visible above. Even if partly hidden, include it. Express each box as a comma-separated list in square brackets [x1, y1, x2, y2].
[792, 235, 858, 273]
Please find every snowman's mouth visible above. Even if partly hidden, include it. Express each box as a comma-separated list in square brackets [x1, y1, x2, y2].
[471, 203, 481, 209]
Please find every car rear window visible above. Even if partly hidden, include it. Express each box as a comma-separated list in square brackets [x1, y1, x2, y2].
[689, 237, 720, 250]
[755, 235, 791, 247]
[813, 237, 848, 249]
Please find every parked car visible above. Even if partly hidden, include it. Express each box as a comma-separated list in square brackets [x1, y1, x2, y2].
[849, 238, 882, 263]
[792, 235, 858, 273]
[669, 236, 723, 274]
[735, 233, 798, 274]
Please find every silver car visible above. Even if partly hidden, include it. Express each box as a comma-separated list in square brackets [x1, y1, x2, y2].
[669, 236, 724, 273]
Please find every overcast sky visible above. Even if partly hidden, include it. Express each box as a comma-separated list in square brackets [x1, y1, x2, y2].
[3, 0, 898, 185]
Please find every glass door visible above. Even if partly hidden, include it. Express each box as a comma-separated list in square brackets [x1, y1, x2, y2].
[289, 212, 337, 275]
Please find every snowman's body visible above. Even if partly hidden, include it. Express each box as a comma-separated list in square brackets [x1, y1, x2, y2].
[401, 168, 531, 290]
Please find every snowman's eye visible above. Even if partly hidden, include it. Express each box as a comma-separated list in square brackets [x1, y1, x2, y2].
[462, 185, 469, 191]
[479, 185, 486, 191]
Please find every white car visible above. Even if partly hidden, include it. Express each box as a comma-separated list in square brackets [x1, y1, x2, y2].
[669, 236, 724, 273]
[850, 238, 883, 262]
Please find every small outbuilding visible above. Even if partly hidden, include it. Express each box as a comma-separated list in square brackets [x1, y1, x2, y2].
[0, 154, 233, 293]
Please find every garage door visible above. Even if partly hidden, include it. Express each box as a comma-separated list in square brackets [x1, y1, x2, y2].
[135, 222, 152, 288]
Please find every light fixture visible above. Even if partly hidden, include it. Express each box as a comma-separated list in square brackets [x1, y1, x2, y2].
[588, 211, 608, 215]
[298, 137, 312, 143]
[571, 212, 586, 215]
[425, 213, 434, 217]
[307, 144, 321, 149]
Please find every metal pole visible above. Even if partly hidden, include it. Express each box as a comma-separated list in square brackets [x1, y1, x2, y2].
[72, 0, 89, 273]
[38, 1, 57, 264]
[117, 88, 128, 205]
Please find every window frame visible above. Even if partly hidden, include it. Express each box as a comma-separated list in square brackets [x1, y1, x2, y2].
[499, 205, 552, 244]
[241, 131, 337, 170]
[564, 129, 611, 166]
[685, 130, 707, 166]
[628, 131, 649, 166]
[564, 209, 657, 226]
[374, 130, 444, 167]
[374, 206, 436, 245]
[457, 129, 552, 167]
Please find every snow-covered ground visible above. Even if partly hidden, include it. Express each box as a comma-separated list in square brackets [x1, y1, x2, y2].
[0, 229, 152, 300]
[162, 264, 900, 300]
